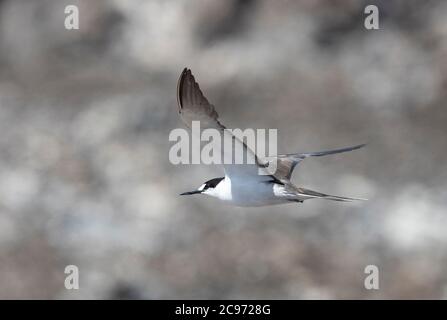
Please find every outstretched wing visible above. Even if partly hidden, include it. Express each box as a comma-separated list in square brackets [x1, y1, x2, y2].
[177, 68, 225, 130]
[176, 68, 270, 180]
[262, 144, 366, 180]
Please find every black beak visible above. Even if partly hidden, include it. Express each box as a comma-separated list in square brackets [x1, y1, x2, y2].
[180, 190, 202, 196]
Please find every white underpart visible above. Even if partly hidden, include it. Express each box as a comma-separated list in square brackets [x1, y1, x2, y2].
[202, 176, 291, 207]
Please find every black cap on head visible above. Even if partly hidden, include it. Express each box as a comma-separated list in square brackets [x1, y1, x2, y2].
[180, 177, 224, 196]
[203, 177, 224, 189]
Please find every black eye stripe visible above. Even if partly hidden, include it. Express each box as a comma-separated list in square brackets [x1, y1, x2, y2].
[204, 177, 224, 189]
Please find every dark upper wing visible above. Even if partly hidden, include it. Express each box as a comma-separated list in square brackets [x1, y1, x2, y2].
[176, 68, 271, 179]
[262, 143, 366, 180]
[177, 68, 225, 130]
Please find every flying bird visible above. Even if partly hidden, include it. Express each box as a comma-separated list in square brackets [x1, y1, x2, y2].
[177, 68, 366, 207]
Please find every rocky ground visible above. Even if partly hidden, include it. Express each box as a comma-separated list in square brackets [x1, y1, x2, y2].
[0, 0, 446, 299]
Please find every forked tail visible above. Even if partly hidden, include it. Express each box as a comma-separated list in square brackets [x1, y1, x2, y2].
[296, 187, 367, 202]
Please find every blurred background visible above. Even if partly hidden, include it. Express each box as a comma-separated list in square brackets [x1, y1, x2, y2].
[0, 0, 446, 299]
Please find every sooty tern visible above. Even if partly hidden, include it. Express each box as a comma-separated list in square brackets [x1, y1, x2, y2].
[177, 68, 366, 207]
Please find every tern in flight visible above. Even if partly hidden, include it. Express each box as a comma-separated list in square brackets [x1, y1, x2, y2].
[177, 68, 366, 206]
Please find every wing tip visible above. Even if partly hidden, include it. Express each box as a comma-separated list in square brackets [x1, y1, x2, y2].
[181, 67, 189, 76]
[177, 67, 190, 110]
[354, 143, 367, 150]
[339, 143, 367, 152]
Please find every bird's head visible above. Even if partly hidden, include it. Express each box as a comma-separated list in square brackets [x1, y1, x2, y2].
[180, 177, 224, 197]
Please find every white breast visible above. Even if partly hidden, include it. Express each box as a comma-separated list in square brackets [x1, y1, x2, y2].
[207, 176, 288, 207]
